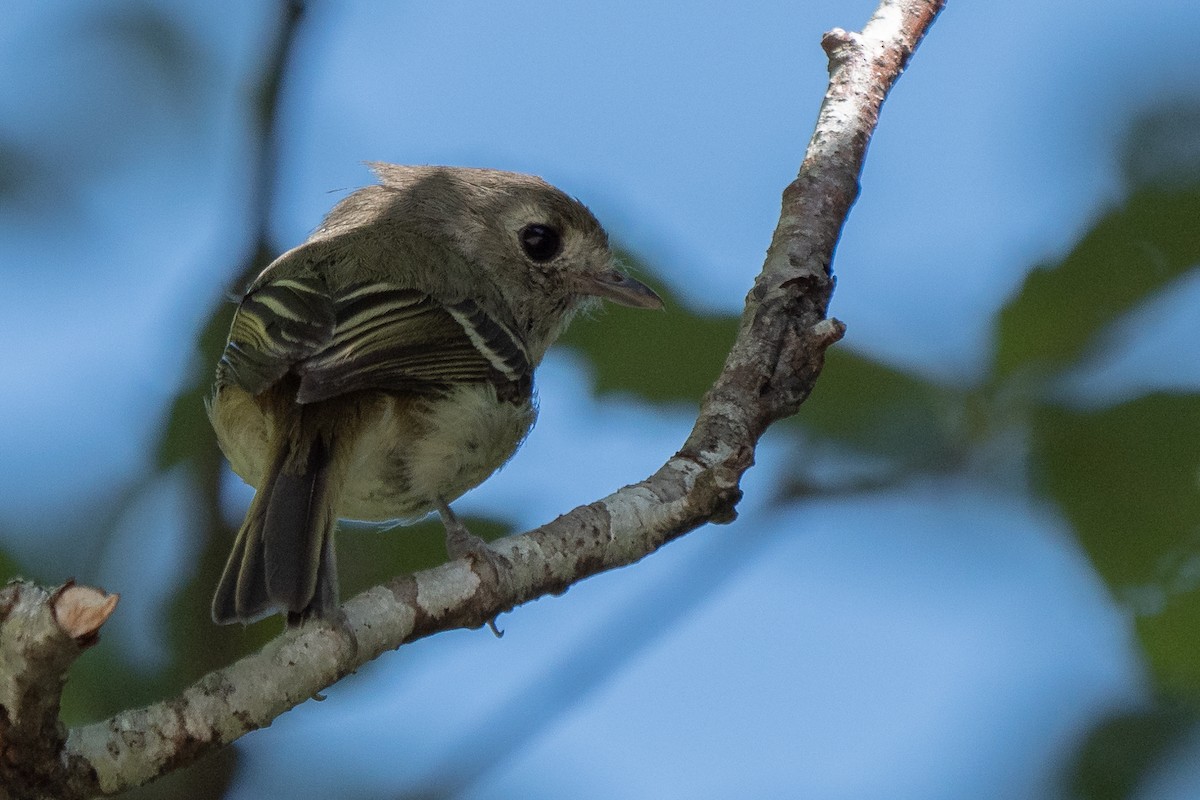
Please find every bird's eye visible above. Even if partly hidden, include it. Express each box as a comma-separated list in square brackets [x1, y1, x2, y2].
[519, 224, 562, 262]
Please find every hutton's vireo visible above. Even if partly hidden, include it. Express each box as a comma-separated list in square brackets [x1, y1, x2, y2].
[209, 164, 661, 625]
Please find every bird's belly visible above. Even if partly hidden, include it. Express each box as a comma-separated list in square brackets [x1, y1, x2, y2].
[210, 383, 535, 524]
[339, 384, 536, 521]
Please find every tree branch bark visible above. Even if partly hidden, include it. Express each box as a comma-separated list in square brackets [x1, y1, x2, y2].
[0, 583, 118, 799]
[0, 0, 946, 796]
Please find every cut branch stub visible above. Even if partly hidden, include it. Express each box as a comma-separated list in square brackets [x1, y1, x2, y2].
[51, 584, 120, 645]
[1, 580, 118, 799]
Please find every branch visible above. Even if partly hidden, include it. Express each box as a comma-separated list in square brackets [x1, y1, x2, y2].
[0, 0, 946, 796]
[0, 582, 118, 799]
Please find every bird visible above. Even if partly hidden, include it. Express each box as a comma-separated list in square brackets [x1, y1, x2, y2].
[208, 163, 662, 625]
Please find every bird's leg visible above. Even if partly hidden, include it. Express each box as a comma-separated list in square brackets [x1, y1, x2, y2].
[436, 498, 512, 637]
[438, 498, 491, 562]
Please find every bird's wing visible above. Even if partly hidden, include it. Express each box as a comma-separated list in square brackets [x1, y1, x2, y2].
[216, 275, 530, 403]
[295, 281, 529, 403]
[216, 276, 336, 395]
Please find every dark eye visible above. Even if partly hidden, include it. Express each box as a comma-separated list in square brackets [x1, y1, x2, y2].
[519, 224, 562, 262]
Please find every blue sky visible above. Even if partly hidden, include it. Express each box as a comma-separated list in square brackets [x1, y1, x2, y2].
[3, 0, 1200, 797]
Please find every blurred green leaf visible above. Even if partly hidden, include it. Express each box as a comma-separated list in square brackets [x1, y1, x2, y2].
[1140, 595, 1200, 695]
[1122, 104, 1200, 191]
[158, 302, 236, 469]
[120, 747, 237, 800]
[559, 250, 737, 403]
[1070, 703, 1195, 800]
[0, 551, 20, 587]
[994, 188, 1200, 379]
[60, 641, 161, 723]
[1034, 394, 1200, 689]
[157, 388, 213, 470]
[1034, 394, 1200, 586]
[797, 347, 968, 466]
[562, 252, 972, 479]
[0, 544, 20, 580]
[85, 8, 210, 100]
[338, 516, 511, 599]
[0, 140, 61, 214]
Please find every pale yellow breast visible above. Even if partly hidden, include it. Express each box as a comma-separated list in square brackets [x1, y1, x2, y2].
[341, 384, 536, 520]
[208, 382, 535, 523]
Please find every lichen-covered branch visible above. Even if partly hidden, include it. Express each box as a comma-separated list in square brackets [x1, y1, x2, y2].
[0, 582, 119, 800]
[0, 0, 946, 796]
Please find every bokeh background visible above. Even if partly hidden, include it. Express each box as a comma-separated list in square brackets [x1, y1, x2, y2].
[3, 0, 1200, 798]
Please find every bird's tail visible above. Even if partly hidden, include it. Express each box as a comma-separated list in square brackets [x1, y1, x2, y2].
[212, 414, 341, 625]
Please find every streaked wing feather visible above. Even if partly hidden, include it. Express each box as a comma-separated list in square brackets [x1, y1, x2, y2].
[295, 281, 530, 403]
[444, 300, 530, 379]
[217, 277, 335, 395]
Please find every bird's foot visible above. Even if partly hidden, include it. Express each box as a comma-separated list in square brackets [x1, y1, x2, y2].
[437, 499, 512, 637]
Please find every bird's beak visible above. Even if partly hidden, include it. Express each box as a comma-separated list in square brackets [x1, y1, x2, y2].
[576, 268, 664, 310]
